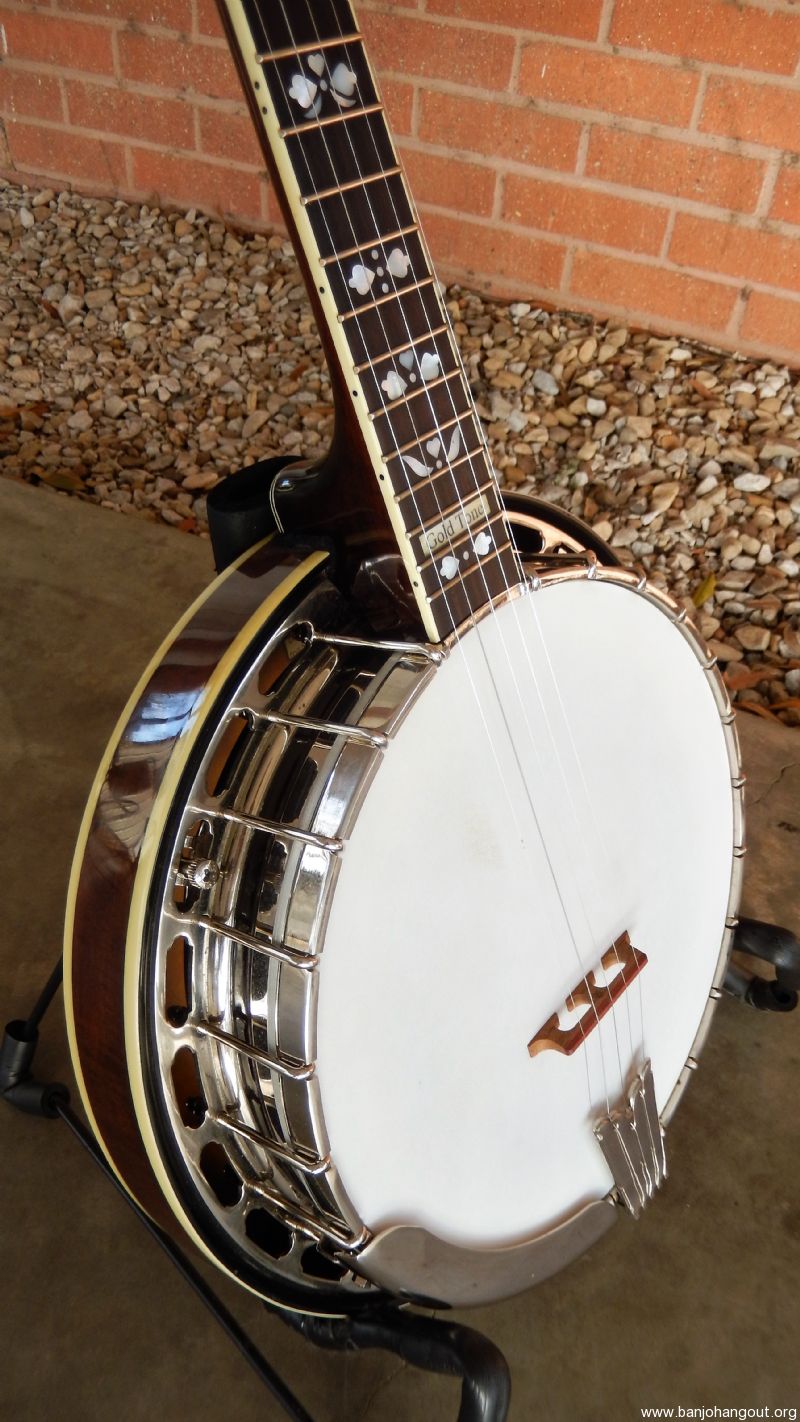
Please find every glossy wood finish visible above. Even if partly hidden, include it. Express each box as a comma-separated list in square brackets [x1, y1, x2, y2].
[66, 541, 331, 1224]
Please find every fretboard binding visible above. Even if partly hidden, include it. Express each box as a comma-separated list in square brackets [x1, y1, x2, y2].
[354, 323, 448, 373]
[280, 103, 383, 139]
[397, 445, 489, 499]
[369, 367, 460, 417]
[302, 166, 401, 206]
[427, 539, 514, 604]
[418, 511, 508, 573]
[406, 479, 497, 540]
[340, 275, 435, 323]
[387, 410, 469, 461]
[256, 33, 362, 63]
[321, 222, 419, 266]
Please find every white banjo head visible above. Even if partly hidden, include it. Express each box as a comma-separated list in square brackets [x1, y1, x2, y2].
[317, 574, 739, 1252]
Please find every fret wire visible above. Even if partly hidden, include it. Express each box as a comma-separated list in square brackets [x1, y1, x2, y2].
[386, 410, 469, 461]
[256, 32, 362, 63]
[340, 276, 435, 323]
[354, 323, 448, 373]
[396, 446, 489, 499]
[301, 165, 401, 207]
[406, 479, 497, 540]
[417, 510, 508, 573]
[369, 367, 460, 417]
[280, 103, 383, 139]
[427, 540, 514, 604]
[321, 223, 419, 266]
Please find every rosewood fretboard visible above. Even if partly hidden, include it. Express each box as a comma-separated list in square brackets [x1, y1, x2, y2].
[220, 0, 524, 640]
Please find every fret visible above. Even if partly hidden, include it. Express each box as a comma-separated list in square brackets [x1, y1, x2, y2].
[371, 371, 469, 455]
[395, 450, 494, 528]
[302, 165, 400, 206]
[407, 479, 498, 542]
[305, 170, 413, 261]
[340, 275, 434, 322]
[280, 102, 382, 139]
[256, 32, 362, 64]
[416, 508, 508, 575]
[426, 537, 514, 602]
[256, 32, 373, 135]
[427, 544, 521, 640]
[358, 324, 455, 416]
[325, 228, 429, 320]
[287, 113, 395, 202]
[243, 0, 357, 57]
[354, 324, 447, 375]
[400, 447, 489, 500]
[321, 222, 419, 266]
[345, 281, 445, 369]
[386, 415, 487, 509]
[388, 412, 463, 462]
[371, 367, 458, 417]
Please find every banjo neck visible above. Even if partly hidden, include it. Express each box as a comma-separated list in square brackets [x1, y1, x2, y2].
[217, 0, 523, 641]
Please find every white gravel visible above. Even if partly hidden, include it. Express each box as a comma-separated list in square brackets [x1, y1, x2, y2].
[1, 179, 799, 726]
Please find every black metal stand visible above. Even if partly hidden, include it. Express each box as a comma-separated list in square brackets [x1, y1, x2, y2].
[724, 917, 800, 1012]
[1, 958, 511, 1422]
[3, 915, 797, 1419]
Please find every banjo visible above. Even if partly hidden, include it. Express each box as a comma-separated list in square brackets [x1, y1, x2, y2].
[64, 0, 744, 1312]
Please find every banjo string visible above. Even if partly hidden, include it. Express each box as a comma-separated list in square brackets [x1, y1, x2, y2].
[253, 0, 544, 914]
[314, 13, 636, 1096]
[314, 0, 624, 1101]
[262, 0, 620, 1107]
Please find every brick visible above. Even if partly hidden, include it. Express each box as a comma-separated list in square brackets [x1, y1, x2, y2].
[586, 128, 764, 214]
[0, 9, 114, 75]
[118, 30, 241, 101]
[359, 12, 515, 91]
[503, 174, 667, 256]
[610, 0, 800, 76]
[518, 41, 699, 126]
[771, 167, 800, 226]
[56, 0, 192, 28]
[419, 90, 579, 171]
[6, 119, 127, 185]
[671, 213, 800, 295]
[66, 81, 195, 149]
[399, 145, 495, 217]
[197, 107, 262, 164]
[421, 210, 565, 287]
[0, 69, 64, 123]
[700, 75, 800, 151]
[380, 79, 414, 138]
[570, 250, 737, 331]
[131, 147, 262, 218]
[195, 0, 225, 39]
[424, 0, 604, 42]
[740, 291, 800, 350]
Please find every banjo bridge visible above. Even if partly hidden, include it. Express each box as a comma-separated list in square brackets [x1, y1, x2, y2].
[528, 932, 647, 1059]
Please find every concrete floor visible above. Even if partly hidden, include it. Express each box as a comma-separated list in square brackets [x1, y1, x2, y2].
[1, 477, 798, 1422]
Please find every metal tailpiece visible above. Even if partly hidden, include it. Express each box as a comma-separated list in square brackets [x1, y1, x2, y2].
[594, 1060, 667, 1220]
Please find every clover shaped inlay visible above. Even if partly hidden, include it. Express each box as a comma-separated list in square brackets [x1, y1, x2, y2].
[287, 52, 358, 119]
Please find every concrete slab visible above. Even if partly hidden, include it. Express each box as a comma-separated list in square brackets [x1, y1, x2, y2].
[1, 479, 798, 1421]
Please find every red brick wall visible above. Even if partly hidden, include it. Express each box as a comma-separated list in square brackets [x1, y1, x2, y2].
[3, 0, 800, 360]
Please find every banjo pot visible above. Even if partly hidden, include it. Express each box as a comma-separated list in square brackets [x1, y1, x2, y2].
[65, 501, 743, 1311]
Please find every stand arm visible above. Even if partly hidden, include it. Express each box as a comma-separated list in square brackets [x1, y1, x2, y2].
[280, 1308, 511, 1422]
